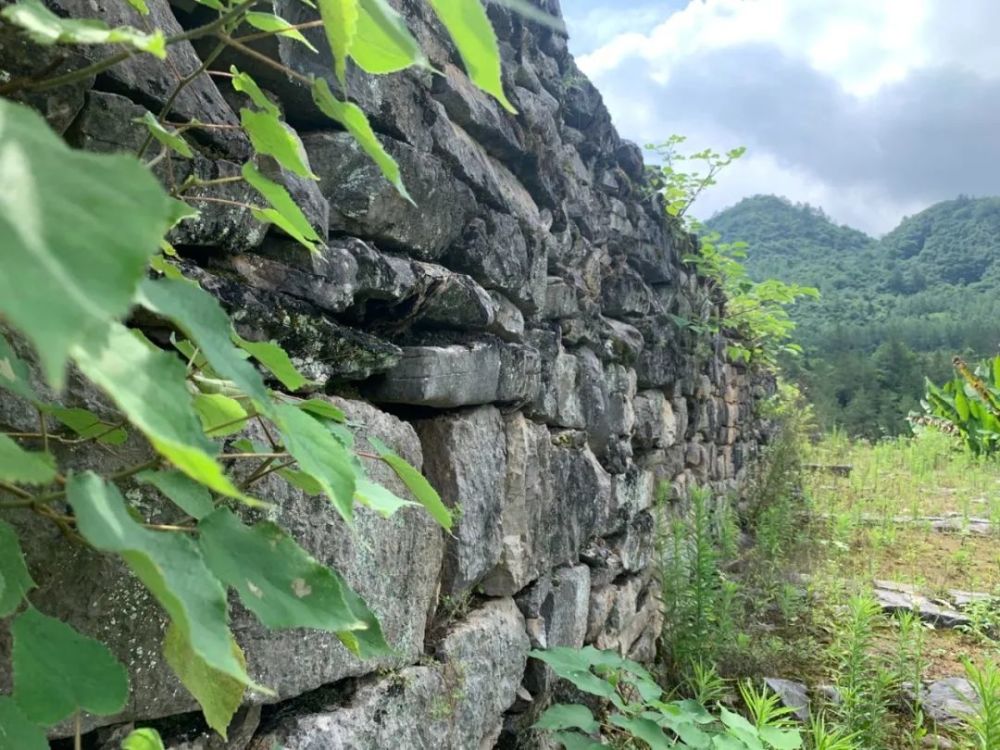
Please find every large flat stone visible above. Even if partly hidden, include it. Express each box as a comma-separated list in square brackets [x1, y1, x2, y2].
[250, 598, 530, 750]
[416, 407, 507, 595]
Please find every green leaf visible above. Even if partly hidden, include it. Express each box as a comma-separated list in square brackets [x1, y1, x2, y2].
[609, 714, 672, 749]
[297, 399, 346, 421]
[312, 79, 411, 202]
[245, 11, 318, 52]
[0, 696, 48, 750]
[353, 0, 427, 74]
[714, 736, 750, 750]
[1, 0, 165, 57]
[0, 520, 35, 618]
[122, 728, 166, 750]
[67, 473, 257, 688]
[137, 469, 215, 520]
[138, 277, 272, 411]
[551, 731, 604, 750]
[334, 576, 390, 658]
[71, 323, 245, 500]
[0, 99, 173, 387]
[0, 333, 38, 403]
[241, 109, 315, 180]
[317, 0, 358, 85]
[150, 253, 187, 281]
[355, 478, 416, 517]
[368, 436, 451, 530]
[759, 727, 802, 750]
[0, 434, 55, 486]
[11, 607, 128, 725]
[426, 0, 515, 113]
[242, 163, 321, 253]
[278, 468, 323, 495]
[534, 704, 599, 734]
[163, 622, 245, 739]
[198, 508, 368, 633]
[137, 112, 193, 158]
[234, 335, 310, 392]
[193, 393, 249, 436]
[230, 66, 279, 115]
[273, 404, 356, 522]
[124, 0, 149, 14]
[47, 406, 127, 445]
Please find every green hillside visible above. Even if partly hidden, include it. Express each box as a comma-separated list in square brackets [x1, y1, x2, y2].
[705, 195, 1000, 437]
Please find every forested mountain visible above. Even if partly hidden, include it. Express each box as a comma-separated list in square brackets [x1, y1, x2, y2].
[705, 195, 1000, 437]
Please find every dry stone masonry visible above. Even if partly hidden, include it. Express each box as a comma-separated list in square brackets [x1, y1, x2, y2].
[0, 0, 775, 747]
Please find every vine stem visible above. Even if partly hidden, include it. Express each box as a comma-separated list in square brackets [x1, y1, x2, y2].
[217, 34, 314, 86]
[0, 0, 258, 95]
[184, 195, 258, 210]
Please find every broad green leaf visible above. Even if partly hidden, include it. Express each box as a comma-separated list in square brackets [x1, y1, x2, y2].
[353, 0, 427, 74]
[0, 100, 172, 387]
[720, 707, 762, 750]
[1, 0, 165, 57]
[296, 399, 345, 422]
[67, 473, 256, 688]
[534, 704, 599, 734]
[241, 109, 315, 180]
[138, 277, 272, 410]
[47, 406, 127, 445]
[0, 520, 34, 617]
[0, 696, 48, 750]
[609, 715, 671, 749]
[198, 508, 368, 633]
[122, 728, 166, 750]
[368, 436, 451, 530]
[0, 434, 55, 485]
[317, 0, 358, 85]
[759, 727, 802, 750]
[242, 163, 321, 253]
[355, 478, 416, 517]
[71, 323, 244, 500]
[137, 112, 193, 158]
[279, 467, 324, 495]
[230, 66, 278, 115]
[552, 732, 604, 750]
[137, 469, 215, 520]
[150, 253, 186, 281]
[193, 393, 249, 437]
[245, 11, 318, 52]
[273, 404, 356, 522]
[0, 334, 38, 402]
[11, 607, 128, 725]
[163, 622, 245, 738]
[427, 0, 516, 113]
[713, 736, 750, 750]
[312, 79, 411, 202]
[334, 574, 390, 658]
[234, 335, 310, 392]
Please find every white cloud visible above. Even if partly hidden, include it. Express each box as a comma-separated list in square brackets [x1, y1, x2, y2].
[568, 0, 1000, 234]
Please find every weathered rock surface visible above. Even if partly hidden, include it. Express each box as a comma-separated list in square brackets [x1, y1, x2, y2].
[0, 0, 778, 744]
[250, 598, 529, 750]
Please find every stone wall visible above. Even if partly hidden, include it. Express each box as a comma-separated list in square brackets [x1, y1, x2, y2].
[0, 0, 774, 747]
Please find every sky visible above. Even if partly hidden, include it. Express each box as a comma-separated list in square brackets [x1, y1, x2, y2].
[562, 0, 1000, 235]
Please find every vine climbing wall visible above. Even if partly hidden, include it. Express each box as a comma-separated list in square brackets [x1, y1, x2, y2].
[0, 0, 774, 746]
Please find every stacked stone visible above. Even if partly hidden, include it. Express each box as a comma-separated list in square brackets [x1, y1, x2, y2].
[0, 0, 774, 746]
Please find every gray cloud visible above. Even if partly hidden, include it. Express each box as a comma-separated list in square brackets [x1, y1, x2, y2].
[568, 2, 1000, 234]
